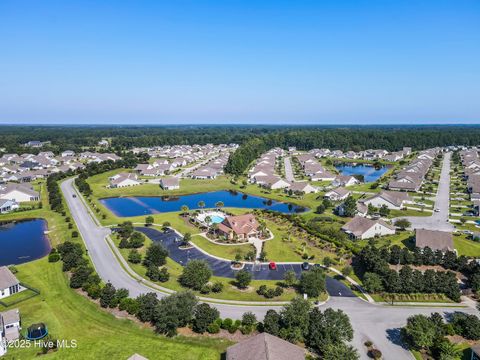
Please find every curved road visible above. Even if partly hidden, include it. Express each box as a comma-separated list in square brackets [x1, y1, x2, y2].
[61, 177, 476, 360]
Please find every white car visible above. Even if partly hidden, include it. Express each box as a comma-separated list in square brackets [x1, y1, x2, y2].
[434, 208, 440, 212]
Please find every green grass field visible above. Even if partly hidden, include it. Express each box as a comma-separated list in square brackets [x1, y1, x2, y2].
[2, 259, 229, 360]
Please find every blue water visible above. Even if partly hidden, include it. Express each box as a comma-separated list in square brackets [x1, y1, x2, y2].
[100, 190, 307, 217]
[0, 219, 51, 266]
[334, 163, 388, 182]
[210, 215, 225, 224]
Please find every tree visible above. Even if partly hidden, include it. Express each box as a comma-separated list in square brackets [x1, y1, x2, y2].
[316, 204, 325, 214]
[342, 196, 357, 217]
[263, 309, 281, 336]
[136, 292, 159, 323]
[215, 201, 224, 209]
[378, 204, 390, 217]
[197, 200, 205, 210]
[401, 315, 438, 350]
[235, 269, 252, 289]
[242, 312, 257, 327]
[143, 243, 168, 267]
[128, 249, 142, 264]
[394, 218, 411, 230]
[179, 260, 212, 290]
[306, 308, 354, 354]
[322, 343, 359, 360]
[341, 265, 353, 277]
[451, 313, 480, 340]
[100, 282, 116, 308]
[283, 270, 297, 287]
[129, 232, 145, 248]
[181, 232, 192, 247]
[180, 205, 189, 216]
[299, 267, 326, 298]
[192, 303, 219, 333]
[70, 265, 93, 289]
[145, 215, 154, 226]
[153, 291, 198, 336]
[279, 297, 311, 342]
[363, 272, 384, 293]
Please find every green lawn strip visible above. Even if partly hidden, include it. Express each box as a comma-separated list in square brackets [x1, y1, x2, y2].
[112, 234, 297, 302]
[3, 259, 228, 360]
[0, 287, 39, 307]
[390, 209, 432, 218]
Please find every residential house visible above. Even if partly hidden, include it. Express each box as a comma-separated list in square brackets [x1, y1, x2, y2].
[0, 183, 40, 202]
[160, 177, 180, 190]
[324, 187, 351, 201]
[360, 190, 412, 210]
[341, 216, 395, 240]
[287, 181, 318, 194]
[0, 199, 19, 214]
[218, 214, 260, 240]
[332, 175, 360, 187]
[0, 308, 21, 356]
[415, 229, 454, 253]
[109, 173, 141, 188]
[226, 332, 305, 360]
[0, 267, 22, 300]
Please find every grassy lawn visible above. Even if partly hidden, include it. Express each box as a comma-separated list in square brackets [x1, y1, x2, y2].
[453, 235, 480, 257]
[190, 235, 255, 260]
[390, 209, 432, 218]
[2, 259, 229, 360]
[0, 179, 230, 360]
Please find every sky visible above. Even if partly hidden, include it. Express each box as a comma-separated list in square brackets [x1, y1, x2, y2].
[0, 0, 479, 125]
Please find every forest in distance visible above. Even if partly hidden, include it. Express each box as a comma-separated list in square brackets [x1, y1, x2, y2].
[1, 124, 480, 155]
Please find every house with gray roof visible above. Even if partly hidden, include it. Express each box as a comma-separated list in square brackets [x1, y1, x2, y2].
[342, 216, 395, 240]
[415, 229, 454, 253]
[0, 267, 22, 300]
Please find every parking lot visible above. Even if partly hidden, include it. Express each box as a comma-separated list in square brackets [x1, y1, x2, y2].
[136, 227, 354, 297]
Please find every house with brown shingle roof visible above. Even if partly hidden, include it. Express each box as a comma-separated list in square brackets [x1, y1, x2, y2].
[218, 214, 260, 240]
[226, 332, 305, 360]
[360, 190, 412, 210]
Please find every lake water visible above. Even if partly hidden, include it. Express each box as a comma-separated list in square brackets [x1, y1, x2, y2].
[100, 190, 306, 217]
[0, 219, 51, 266]
[334, 163, 388, 182]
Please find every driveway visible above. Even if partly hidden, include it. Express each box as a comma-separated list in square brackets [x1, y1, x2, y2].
[136, 227, 355, 297]
[394, 152, 454, 232]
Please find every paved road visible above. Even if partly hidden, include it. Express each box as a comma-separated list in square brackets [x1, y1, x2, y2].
[284, 156, 295, 182]
[136, 227, 354, 297]
[394, 152, 454, 232]
[61, 177, 477, 360]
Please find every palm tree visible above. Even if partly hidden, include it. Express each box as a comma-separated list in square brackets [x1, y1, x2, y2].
[204, 216, 212, 226]
[215, 201, 224, 210]
[211, 223, 219, 237]
[180, 205, 189, 217]
[198, 200, 205, 212]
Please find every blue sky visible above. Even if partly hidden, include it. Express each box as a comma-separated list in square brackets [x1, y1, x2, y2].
[0, 0, 479, 125]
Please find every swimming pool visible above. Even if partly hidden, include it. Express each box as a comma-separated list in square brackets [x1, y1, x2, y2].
[210, 215, 225, 224]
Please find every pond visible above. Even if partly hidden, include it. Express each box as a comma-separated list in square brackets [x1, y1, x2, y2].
[0, 219, 51, 266]
[334, 163, 389, 182]
[100, 190, 307, 217]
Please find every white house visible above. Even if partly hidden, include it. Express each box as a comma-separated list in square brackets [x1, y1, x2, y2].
[160, 177, 180, 190]
[0, 199, 19, 214]
[0, 267, 22, 300]
[360, 190, 413, 210]
[0, 183, 40, 203]
[324, 187, 351, 201]
[341, 216, 395, 240]
[332, 175, 360, 187]
[287, 182, 318, 194]
[1, 308, 22, 355]
[109, 173, 141, 188]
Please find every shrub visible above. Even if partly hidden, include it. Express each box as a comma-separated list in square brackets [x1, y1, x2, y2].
[158, 268, 170, 282]
[128, 249, 142, 264]
[221, 318, 233, 330]
[207, 322, 220, 334]
[200, 284, 211, 294]
[257, 285, 267, 296]
[48, 252, 60, 263]
[211, 282, 224, 293]
[368, 349, 382, 359]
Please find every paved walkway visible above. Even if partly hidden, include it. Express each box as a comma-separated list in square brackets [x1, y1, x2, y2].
[394, 152, 454, 232]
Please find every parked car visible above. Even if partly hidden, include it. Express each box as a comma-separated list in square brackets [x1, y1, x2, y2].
[434, 208, 440, 212]
[72, 194, 76, 198]
[302, 262, 310, 271]
[269, 262, 277, 270]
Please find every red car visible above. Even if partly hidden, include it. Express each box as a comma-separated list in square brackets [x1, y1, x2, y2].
[269, 262, 277, 270]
